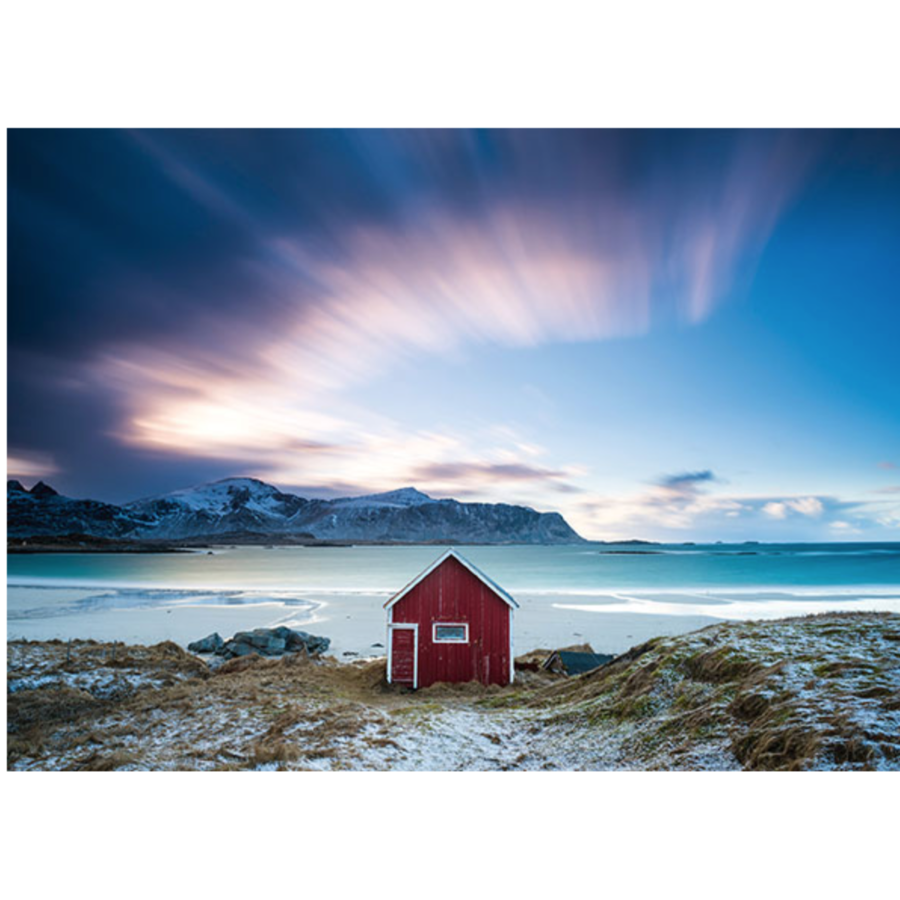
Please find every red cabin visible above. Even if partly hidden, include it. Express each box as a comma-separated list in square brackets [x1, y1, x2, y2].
[384, 549, 518, 689]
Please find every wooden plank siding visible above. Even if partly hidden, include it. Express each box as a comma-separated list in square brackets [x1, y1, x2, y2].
[390, 555, 512, 687]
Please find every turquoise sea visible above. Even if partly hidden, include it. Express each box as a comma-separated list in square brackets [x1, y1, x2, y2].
[7, 543, 900, 655]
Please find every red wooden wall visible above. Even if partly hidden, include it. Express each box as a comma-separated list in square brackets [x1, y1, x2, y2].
[390, 555, 512, 687]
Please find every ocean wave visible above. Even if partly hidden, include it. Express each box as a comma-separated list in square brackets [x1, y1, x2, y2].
[552, 594, 900, 620]
[8, 587, 321, 621]
[515, 585, 900, 598]
[7, 577, 395, 595]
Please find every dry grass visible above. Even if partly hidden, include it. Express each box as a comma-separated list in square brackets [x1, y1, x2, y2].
[683, 646, 765, 684]
[9, 612, 900, 771]
[732, 726, 823, 771]
[7, 638, 402, 770]
[529, 612, 900, 770]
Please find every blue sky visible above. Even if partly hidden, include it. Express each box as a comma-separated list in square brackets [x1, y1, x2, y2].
[7, 129, 900, 540]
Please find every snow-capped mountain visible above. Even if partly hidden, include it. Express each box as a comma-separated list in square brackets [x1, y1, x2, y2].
[330, 487, 434, 509]
[124, 477, 314, 537]
[7, 477, 585, 544]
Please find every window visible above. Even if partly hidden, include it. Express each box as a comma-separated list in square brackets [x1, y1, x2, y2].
[433, 623, 468, 643]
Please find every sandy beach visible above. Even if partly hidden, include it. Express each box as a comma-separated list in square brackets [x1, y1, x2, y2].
[7, 586, 900, 659]
[7, 584, 721, 659]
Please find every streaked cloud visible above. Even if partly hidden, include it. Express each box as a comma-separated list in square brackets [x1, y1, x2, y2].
[68, 131, 811, 502]
[412, 460, 585, 496]
[7, 451, 59, 480]
[13, 129, 898, 541]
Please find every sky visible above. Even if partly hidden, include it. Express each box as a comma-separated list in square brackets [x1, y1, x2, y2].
[7, 129, 900, 541]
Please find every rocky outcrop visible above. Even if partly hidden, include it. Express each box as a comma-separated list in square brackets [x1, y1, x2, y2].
[29, 481, 60, 499]
[213, 627, 330, 659]
[7, 480, 152, 538]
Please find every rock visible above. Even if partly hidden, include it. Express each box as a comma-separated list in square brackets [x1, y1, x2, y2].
[215, 626, 331, 659]
[236, 628, 287, 654]
[220, 640, 258, 658]
[30, 481, 60, 499]
[371, 642, 384, 648]
[187, 632, 224, 654]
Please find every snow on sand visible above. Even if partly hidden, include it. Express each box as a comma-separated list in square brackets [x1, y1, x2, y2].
[8, 612, 899, 771]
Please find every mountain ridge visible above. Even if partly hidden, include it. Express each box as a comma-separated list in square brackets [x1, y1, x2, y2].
[7, 477, 585, 545]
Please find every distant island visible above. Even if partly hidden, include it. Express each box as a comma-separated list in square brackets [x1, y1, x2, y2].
[7, 477, 585, 547]
[596, 538, 658, 545]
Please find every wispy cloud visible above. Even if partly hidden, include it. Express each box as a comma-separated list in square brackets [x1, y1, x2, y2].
[412, 460, 584, 497]
[762, 497, 825, 519]
[657, 470, 717, 494]
[573, 469, 738, 534]
[875, 511, 900, 529]
[76, 132, 812, 499]
[10, 130, 837, 519]
[7, 451, 59, 480]
[569, 474, 869, 540]
[829, 520, 863, 535]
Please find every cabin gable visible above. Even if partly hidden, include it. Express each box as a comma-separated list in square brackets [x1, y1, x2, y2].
[386, 551, 515, 688]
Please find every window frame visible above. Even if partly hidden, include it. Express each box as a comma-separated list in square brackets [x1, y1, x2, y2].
[432, 622, 469, 644]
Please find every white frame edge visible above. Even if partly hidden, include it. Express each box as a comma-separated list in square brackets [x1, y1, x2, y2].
[432, 622, 469, 644]
[509, 606, 515, 684]
[387, 622, 419, 689]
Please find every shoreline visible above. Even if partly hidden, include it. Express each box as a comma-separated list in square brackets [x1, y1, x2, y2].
[9, 581, 900, 661]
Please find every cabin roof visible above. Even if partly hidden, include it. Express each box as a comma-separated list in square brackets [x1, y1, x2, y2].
[383, 548, 519, 610]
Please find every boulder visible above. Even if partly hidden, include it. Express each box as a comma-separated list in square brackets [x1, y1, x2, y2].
[281, 628, 330, 655]
[215, 626, 330, 659]
[187, 632, 224, 654]
[220, 640, 259, 658]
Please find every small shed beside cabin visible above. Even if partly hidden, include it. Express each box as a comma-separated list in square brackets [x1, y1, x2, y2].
[384, 549, 518, 689]
[541, 649, 613, 676]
